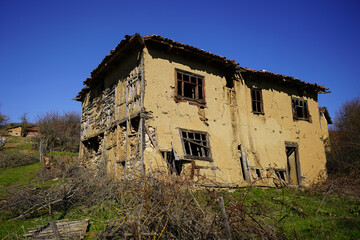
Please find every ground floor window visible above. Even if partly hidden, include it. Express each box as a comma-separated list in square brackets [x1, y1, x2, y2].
[179, 129, 211, 161]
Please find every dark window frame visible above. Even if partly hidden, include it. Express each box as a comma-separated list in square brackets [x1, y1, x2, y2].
[175, 69, 205, 104]
[251, 88, 264, 114]
[291, 97, 309, 121]
[179, 128, 212, 161]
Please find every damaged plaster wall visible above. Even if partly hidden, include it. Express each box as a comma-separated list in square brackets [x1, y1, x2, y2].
[79, 41, 329, 187]
[80, 47, 143, 178]
[141, 47, 328, 186]
[234, 76, 328, 186]
[142, 47, 244, 185]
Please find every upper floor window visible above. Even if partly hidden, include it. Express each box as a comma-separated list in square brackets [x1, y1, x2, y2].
[179, 129, 211, 161]
[175, 69, 204, 103]
[251, 88, 264, 114]
[292, 97, 309, 120]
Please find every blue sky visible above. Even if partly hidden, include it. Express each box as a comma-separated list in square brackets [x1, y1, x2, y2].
[0, 0, 359, 123]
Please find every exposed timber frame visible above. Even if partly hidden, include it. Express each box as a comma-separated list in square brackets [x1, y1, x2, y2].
[123, 48, 146, 178]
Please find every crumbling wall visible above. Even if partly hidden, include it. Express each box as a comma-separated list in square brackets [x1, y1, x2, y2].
[141, 47, 327, 187]
[234, 76, 327, 186]
[80, 49, 144, 178]
[142, 48, 244, 185]
[79, 45, 328, 187]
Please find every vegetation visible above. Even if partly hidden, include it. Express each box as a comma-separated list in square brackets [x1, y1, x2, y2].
[0, 107, 8, 130]
[0, 135, 359, 239]
[20, 113, 29, 137]
[36, 111, 81, 153]
[0, 107, 9, 148]
[327, 97, 360, 175]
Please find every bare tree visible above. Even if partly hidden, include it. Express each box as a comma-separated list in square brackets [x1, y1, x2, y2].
[20, 113, 29, 137]
[0, 106, 9, 135]
[0, 106, 9, 149]
[37, 111, 81, 153]
[327, 97, 360, 174]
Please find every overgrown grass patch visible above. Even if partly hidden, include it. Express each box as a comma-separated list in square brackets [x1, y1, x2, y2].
[51, 151, 78, 157]
[0, 162, 42, 186]
[231, 187, 360, 240]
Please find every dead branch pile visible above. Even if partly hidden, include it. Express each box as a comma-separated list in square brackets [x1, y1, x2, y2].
[1, 161, 287, 239]
[0, 151, 38, 168]
[312, 172, 360, 199]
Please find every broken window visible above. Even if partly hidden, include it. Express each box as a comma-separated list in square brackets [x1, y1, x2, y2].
[274, 169, 286, 182]
[255, 169, 262, 178]
[175, 69, 205, 102]
[180, 129, 211, 161]
[292, 97, 309, 120]
[82, 134, 102, 153]
[161, 150, 183, 175]
[251, 88, 264, 114]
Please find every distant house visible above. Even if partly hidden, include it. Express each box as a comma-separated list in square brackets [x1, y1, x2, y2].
[6, 124, 39, 137]
[6, 125, 22, 136]
[75, 34, 331, 187]
[26, 127, 40, 137]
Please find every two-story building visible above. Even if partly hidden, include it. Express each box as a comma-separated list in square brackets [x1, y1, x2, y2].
[75, 34, 330, 187]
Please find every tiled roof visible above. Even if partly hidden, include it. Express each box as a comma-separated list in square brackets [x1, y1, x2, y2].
[74, 34, 329, 101]
[144, 35, 239, 66]
[240, 67, 328, 92]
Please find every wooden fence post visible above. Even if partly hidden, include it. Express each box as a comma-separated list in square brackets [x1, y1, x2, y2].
[218, 197, 232, 240]
[50, 221, 62, 240]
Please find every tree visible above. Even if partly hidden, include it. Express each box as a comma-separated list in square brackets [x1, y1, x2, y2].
[0, 106, 9, 149]
[20, 113, 29, 137]
[0, 106, 9, 136]
[326, 97, 360, 174]
[37, 111, 81, 153]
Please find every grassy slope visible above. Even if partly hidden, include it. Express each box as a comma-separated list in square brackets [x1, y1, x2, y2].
[237, 187, 360, 239]
[0, 137, 359, 239]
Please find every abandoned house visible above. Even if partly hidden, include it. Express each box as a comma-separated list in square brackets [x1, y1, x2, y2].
[6, 124, 39, 137]
[74, 34, 331, 187]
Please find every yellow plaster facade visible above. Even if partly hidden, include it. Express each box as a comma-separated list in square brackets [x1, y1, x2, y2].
[76, 34, 330, 187]
[7, 126, 22, 137]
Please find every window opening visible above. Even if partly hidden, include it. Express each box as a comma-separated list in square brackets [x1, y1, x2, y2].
[292, 97, 309, 120]
[180, 129, 211, 160]
[275, 169, 286, 182]
[255, 169, 262, 178]
[176, 70, 204, 102]
[83, 134, 102, 153]
[161, 150, 183, 175]
[251, 88, 264, 114]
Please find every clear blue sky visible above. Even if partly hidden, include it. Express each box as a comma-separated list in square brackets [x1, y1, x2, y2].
[0, 0, 359, 123]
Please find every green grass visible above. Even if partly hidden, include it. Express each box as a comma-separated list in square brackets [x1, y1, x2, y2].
[1, 183, 359, 239]
[0, 162, 42, 186]
[0, 138, 359, 239]
[232, 187, 360, 240]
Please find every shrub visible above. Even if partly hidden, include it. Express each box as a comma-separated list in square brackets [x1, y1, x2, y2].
[0, 151, 38, 168]
[326, 97, 360, 175]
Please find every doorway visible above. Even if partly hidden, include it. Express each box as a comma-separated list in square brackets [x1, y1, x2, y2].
[285, 142, 301, 185]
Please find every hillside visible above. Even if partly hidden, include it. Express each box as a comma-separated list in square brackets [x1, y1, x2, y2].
[0, 137, 359, 239]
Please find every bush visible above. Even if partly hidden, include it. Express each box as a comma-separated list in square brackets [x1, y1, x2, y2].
[37, 111, 80, 153]
[0, 164, 284, 239]
[326, 97, 360, 175]
[0, 151, 38, 168]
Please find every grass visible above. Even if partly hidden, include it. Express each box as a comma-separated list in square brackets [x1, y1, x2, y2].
[0, 162, 42, 186]
[2, 136, 36, 152]
[0, 137, 359, 239]
[1, 182, 359, 239]
[233, 187, 360, 240]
